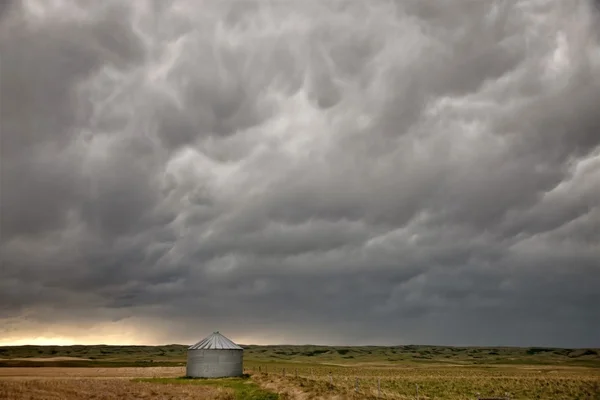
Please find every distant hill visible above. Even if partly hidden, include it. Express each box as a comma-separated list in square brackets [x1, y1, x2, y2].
[1, 344, 598, 368]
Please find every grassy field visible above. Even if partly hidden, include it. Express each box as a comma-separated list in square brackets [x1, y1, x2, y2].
[136, 376, 279, 400]
[0, 376, 231, 400]
[245, 362, 600, 399]
[1, 344, 599, 399]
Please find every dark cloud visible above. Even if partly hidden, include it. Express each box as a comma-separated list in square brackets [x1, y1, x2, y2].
[1, 0, 599, 347]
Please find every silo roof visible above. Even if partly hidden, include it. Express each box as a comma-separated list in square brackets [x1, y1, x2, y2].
[189, 331, 243, 350]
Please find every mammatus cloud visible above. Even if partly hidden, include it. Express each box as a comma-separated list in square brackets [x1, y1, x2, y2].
[1, 0, 599, 347]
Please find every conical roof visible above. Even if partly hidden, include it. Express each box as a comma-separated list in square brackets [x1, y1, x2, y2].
[189, 331, 243, 350]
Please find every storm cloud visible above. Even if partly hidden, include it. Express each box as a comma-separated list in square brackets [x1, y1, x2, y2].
[1, 0, 599, 347]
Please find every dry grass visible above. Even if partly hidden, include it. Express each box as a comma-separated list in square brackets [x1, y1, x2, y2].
[0, 367, 233, 400]
[253, 373, 365, 400]
[0, 367, 185, 379]
[2, 364, 599, 399]
[247, 363, 600, 399]
[0, 357, 92, 362]
[0, 378, 233, 400]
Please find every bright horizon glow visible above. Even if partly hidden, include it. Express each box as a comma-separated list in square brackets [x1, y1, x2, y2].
[0, 333, 160, 346]
[0, 335, 270, 347]
[0, 337, 90, 346]
[1, 335, 598, 348]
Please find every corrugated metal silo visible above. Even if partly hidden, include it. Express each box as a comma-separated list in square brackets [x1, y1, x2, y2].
[186, 331, 244, 378]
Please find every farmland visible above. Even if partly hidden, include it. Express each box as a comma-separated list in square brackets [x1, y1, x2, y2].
[1, 345, 599, 399]
[0, 373, 230, 400]
[246, 362, 600, 399]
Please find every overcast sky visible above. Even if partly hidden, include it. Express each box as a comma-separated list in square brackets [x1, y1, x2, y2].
[1, 0, 599, 348]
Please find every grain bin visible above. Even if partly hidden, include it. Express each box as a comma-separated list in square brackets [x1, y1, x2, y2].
[186, 331, 243, 378]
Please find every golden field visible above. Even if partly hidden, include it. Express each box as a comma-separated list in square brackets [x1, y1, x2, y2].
[1, 364, 599, 399]
[0, 368, 226, 400]
[1, 345, 600, 399]
[247, 362, 600, 399]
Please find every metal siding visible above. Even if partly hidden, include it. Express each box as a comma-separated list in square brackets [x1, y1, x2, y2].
[186, 349, 243, 378]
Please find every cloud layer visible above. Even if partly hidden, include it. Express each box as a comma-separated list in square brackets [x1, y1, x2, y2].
[1, 0, 599, 347]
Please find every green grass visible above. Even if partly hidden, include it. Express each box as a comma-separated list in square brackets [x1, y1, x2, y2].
[135, 376, 278, 400]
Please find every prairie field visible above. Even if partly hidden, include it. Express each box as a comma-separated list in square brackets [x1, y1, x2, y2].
[1, 345, 599, 399]
[0, 375, 230, 400]
[246, 362, 600, 399]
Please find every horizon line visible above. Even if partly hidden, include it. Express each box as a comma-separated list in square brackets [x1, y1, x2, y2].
[1, 343, 598, 350]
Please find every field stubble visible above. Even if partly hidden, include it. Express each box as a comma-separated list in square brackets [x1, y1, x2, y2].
[1, 348, 599, 399]
[0, 365, 599, 399]
[245, 362, 600, 399]
[0, 376, 231, 400]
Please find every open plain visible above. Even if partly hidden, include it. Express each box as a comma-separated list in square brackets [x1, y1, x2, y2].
[1, 345, 599, 399]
